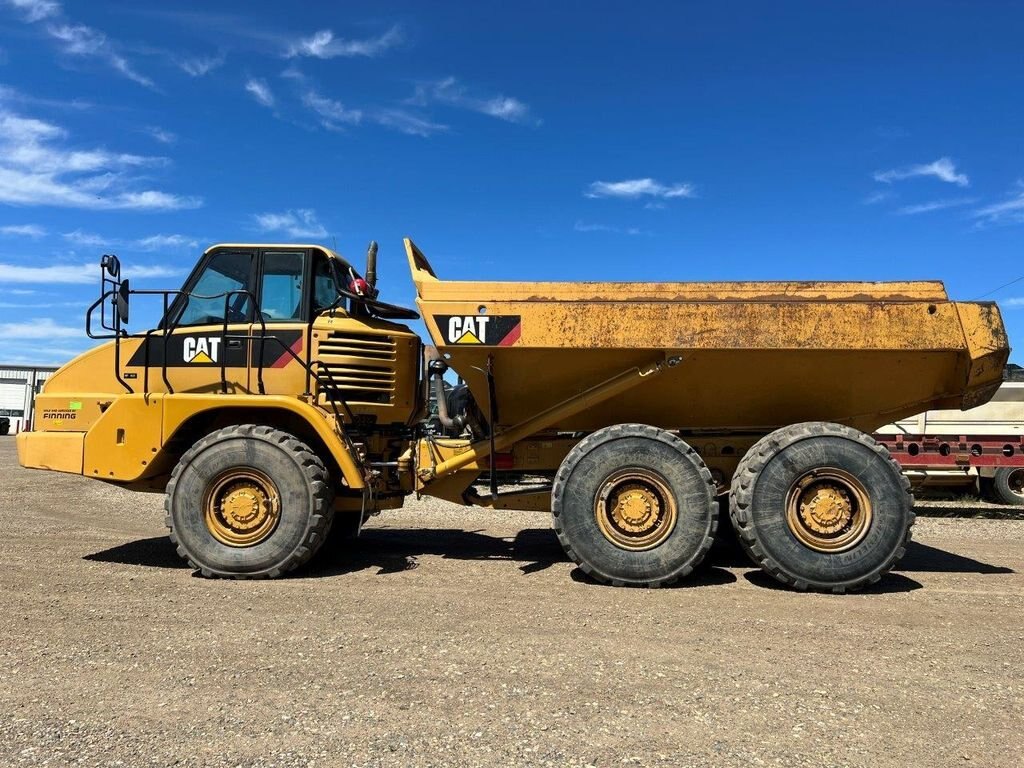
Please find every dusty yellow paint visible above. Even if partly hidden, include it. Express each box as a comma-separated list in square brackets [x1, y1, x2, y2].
[405, 238, 1008, 436]
[83, 395, 163, 481]
[15, 431, 84, 474]
[160, 394, 365, 489]
[418, 359, 668, 481]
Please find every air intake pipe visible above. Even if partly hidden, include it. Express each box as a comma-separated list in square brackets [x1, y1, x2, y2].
[425, 350, 466, 431]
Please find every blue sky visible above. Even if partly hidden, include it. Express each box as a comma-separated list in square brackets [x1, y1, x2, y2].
[0, 0, 1021, 365]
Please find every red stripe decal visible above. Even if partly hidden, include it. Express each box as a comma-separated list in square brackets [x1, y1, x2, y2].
[497, 322, 521, 347]
[271, 335, 304, 368]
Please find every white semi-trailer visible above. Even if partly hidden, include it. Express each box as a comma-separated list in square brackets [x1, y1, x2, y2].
[875, 366, 1024, 505]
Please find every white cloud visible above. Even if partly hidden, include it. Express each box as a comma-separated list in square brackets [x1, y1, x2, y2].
[409, 77, 535, 124]
[0, 83, 92, 111]
[0, 261, 180, 284]
[873, 157, 969, 187]
[0, 299, 83, 308]
[371, 108, 447, 137]
[62, 230, 197, 251]
[245, 78, 274, 108]
[117, 190, 198, 210]
[895, 197, 977, 215]
[290, 75, 443, 136]
[5, 2, 152, 86]
[253, 209, 327, 239]
[0, 316, 82, 339]
[3, 0, 60, 22]
[301, 90, 362, 129]
[286, 26, 402, 59]
[862, 190, 894, 205]
[1001, 297, 1024, 307]
[45, 23, 153, 87]
[145, 126, 176, 144]
[132, 234, 197, 251]
[0, 107, 200, 210]
[0, 223, 45, 237]
[177, 53, 224, 77]
[62, 229, 110, 247]
[585, 178, 696, 200]
[972, 186, 1024, 228]
[574, 221, 647, 236]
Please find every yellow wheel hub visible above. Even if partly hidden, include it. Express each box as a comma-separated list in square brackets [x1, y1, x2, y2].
[786, 468, 872, 553]
[798, 485, 852, 534]
[203, 468, 281, 547]
[595, 470, 677, 551]
[613, 483, 660, 532]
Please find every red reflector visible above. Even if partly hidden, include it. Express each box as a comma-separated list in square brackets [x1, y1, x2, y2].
[494, 452, 515, 470]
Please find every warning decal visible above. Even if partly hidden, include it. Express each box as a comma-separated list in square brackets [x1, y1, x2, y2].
[435, 315, 521, 346]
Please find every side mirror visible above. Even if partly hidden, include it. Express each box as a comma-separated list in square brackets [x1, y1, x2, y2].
[102, 254, 121, 279]
[116, 279, 130, 324]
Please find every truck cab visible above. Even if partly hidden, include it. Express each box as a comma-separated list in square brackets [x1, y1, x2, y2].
[18, 243, 424, 496]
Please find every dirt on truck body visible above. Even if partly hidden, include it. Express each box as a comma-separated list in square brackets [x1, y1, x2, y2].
[17, 239, 1010, 592]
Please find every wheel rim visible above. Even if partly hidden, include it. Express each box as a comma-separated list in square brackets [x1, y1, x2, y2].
[785, 467, 872, 553]
[1007, 468, 1024, 499]
[203, 468, 281, 547]
[594, 469, 677, 551]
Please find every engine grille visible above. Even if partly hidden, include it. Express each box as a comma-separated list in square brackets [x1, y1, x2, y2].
[315, 331, 396, 405]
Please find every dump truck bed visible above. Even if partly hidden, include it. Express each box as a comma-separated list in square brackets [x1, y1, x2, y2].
[406, 240, 1008, 435]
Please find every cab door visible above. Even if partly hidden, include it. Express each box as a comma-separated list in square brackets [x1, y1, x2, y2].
[250, 248, 313, 396]
[129, 248, 255, 393]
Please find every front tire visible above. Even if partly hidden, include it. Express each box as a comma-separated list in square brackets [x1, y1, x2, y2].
[730, 422, 914, 593]
[166, 425, 335, 578]
[552, 424, 717, 587]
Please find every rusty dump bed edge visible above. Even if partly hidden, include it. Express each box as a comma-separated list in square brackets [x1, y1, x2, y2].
[403, 238, 949, 303]
[414, 279, 950, 303]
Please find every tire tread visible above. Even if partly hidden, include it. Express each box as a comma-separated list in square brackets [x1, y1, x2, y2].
[729, 421, 914, 593]
[551, 423, 718, 588]
[165, 424, 334, 579]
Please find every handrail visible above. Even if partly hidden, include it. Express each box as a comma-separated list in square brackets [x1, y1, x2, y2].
[85, 282, 357, 429]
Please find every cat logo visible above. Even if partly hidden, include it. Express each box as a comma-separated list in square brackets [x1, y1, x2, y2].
[183, 336, 221, 364]
[447, 316, 489, 344]
[435, 315, 522, 346]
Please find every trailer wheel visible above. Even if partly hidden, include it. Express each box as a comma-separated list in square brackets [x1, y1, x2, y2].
[552, 424, 717, 587]
[730, 422, 913, 593]
[991, 467, 1024, 506]
[166, 425, 335, 578]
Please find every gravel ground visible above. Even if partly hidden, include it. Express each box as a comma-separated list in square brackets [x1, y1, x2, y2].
[1, 438, 1022, 768]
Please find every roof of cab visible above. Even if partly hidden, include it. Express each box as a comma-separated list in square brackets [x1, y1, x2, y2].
[203, 243, 347, 262]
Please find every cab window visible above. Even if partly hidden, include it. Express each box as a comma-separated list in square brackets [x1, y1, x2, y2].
[260, 251, 306, 321]
[177, 250, 254, 326]
[312, 252, 342, 315]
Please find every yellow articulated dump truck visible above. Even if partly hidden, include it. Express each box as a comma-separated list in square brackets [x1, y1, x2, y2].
[17, 240, 1009, 591]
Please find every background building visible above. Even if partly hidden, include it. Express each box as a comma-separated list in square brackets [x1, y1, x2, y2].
[0, 365, 57, 434]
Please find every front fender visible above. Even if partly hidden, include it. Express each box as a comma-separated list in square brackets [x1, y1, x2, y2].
[162, 394, 366, 489]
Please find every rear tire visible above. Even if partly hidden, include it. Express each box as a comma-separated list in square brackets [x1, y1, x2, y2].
[991, 467, 1024, 506]
[730, 422, 913, 593]
[166, 424, 335, 578]
[552, 424, 717, 587]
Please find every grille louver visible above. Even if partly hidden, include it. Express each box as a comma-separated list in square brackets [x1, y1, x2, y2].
[316, 331, 396, 405]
